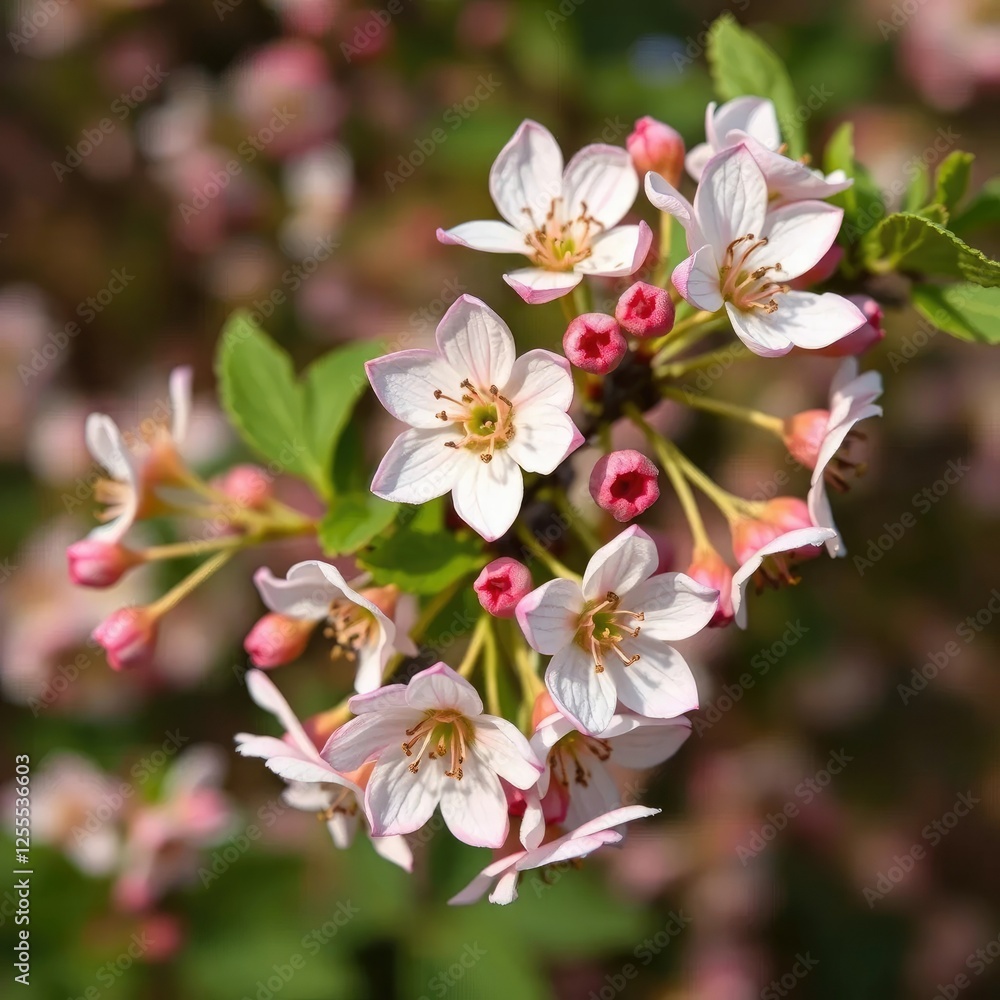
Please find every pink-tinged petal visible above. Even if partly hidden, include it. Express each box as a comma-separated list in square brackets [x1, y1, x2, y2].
[733, 132, 852, 203]
[730, 527, 837, 628]
[365, 745, 444, 837]
[726, 302, 794, 358]
[505, 348, 574, 411]
[439, 754, 508, 847]
[563, 758, 621, 829]
[519, 787, 546, 850]
[626, 572, 720, 641]
[326, 811, 359, 849]
[370, 426, 464, 505]
[731, 292, 867, 357]
[575, 222, 652, 277]
[283, 783, 338, 813]
[506, 404, 582, 474]
[474, 717, 542, 788]
[253, 559, 357, 620]
[759, 200, 845, 279]
[435, 295, 515, 387]
[644, 172, 704, 248]
[684, 142, 714, 182]
[562, 144, 638, 229]
[265, 755, 342, 785]
[405, 662, 483, 716]
[713, 96, 781, 150]
[449, 853, 522, 905]
[582, 524, 659, 601]
[672, 245, 722, 311]
[694, 145, 768, 261]
[503, 267, 582, 304]
[516, 578, 584, 655]
[604, 638, 699, 718]
[85, 413, 132, 481]
[352, 645, 385, 695]
[812, 406, 882, 492]
[168, 366, 193, 444]
[347, 683, 410, 714]
[489, 119, 564, 230]
[560, 804, 662, 845]
[369, 833, 414, 872]
[435, 220, 527, 254]
[451, 450, 523, 542]
[545, 643, 617, 736]
[234, 734, 293, 760]
[807, 480, 841, 559]
[322, 711, 409, 771]
[489, 870, 522, 905]
[244, 668, 318, 757]
[604, 716, 691, 769]
[365, 350, 458, 429]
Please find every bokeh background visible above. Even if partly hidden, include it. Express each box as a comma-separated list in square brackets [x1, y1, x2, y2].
[2, 0, 999, 997]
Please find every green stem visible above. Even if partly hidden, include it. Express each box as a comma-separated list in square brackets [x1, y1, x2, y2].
[661, 387, 785, 436]
[549, 489, 602, 554]
[482, 619, 501, 716]
[651, 315, 727, 365]
[148, 549, 234, 617]
[516, 523, 582, 584]
[458, 614, 491, 678]
[559, 295, 576, 327]
[655, 343, 752, 380]
[572, 282, 592, 316]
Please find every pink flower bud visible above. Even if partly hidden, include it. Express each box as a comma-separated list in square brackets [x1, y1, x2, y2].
[474, 557, 533, 618]
[244, 612, 316, 668]
[216, 464, 273, 510]
[615, 281, 675, 338]
[563, 313, 627, 374]
[731, 498, 816, 564]
[686, 548, 734, 627]
[67, 539, 141, 588]
[93, 606, 158, 671]
[783, 409, 830, 469]
[626, 116, 685, 187]
[816, 295, 885, 357]
[589, 449, 660, 522]
[789, 244, 843, 289]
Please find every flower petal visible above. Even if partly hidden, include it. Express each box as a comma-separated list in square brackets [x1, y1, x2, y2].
[503, 267, 582, 304]
[489, 119, 564, 231]
[405, 662, 483, 716]
[564, 757, 620, 829]
[626, 572, 719, 641]
[439, 754, 509, 848]
[168, 366, 193, 443]
[644, 172, 704, 249]
[605, 716, 692, 768]
[85, 413, 132, 482]
[684, 142, 714, 182]
[505, 348, 574, 411]
[506, 404, 582, 474]
[604, 637, 700, 718]
[369, 833, 414, 872]
[728, 292, 867, 357]
[347, 683, 410, 715]
[365, 349, 459, 429]
[672, 245, 722, 311]
[758, 199, 845, 279]
[322, 711, 410, 772]
[694, 145, 768, 262]
[582, 524, 659, 601]
[365, 744, 444, 837]
[266, 755, 342, 785]
[253, 560, 343, 620]
[435, 220, 528, 254]
[244, 668, 318, 757]
[435, 295, 515, 388]
[713, 96, 781, 150]
[516, 578, 584, 655]
[575, 222, 652, 277]
[370, 426, 464, 505]
[474, 717, 542, 789]
[562, 144, 638, 229]
[234, 734, 293, 761]
[451, 449, 523, 541]
[545, 642, 617, 736]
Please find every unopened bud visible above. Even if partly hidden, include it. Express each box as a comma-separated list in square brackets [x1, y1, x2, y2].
[92, 606, 158, 671]
[563, 313, 627, 374]
[627, 116, 685, 187]
[783, 409, 830, 470]
[216, 464, 273, 510]
[474, 557, 533, 618]
[244, 612, 316, 668]
[67, 539, 141, 588]
[615, 281, 674, 338]
[589, 449, 660, 522]
[686, 547, 734, 627]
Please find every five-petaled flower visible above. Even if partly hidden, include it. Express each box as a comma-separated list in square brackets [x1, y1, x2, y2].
[437, 119, 652, 304]
[322, 662, 543, 849]
[516, 525, 718, 735]
[365, 294, 584, 541]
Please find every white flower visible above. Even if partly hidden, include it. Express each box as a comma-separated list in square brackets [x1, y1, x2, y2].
[437, 120, 652, 304]
[521, 709, 690, 849]
[685, 97, 851, 205]
[515, 525, 718, 736]
[84, 366, 192, 542]
[730, 526, 837, 629]
[322, 662, 542, 849]
[808, 359, 884, 557]
[646, 144, 867, 357]
[366, 294, 583, 541]
[235, 669, 412, 871]
[449, 805, 660, 906]
[253, 560, 416, 693]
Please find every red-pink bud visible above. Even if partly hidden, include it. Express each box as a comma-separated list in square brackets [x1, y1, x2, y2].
[216, 464, 273, 510]
[474, 557, 533, 618]
[783, 409, 830, 470]
[92, 606, 158, 671]
[615, 281, 675, 338]
[563, 313, 627, 374]
[816, 295, 885, 357]
[789, 244, 843, 289]
[589, 449, 660, 522]
[686, 548, 734, 627]
[626, 116, 685, 187]
[244, 612, 316, 668]
[67, 539, 141, 588]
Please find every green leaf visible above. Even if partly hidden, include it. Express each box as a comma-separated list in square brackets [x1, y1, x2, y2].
[901, 161, 930, 213]
[862, 213, 1000, 286]
[912, 284, 1000, 344]
[302, 341, 382, 488]
[318, 493, 399, 555]
[917, 203, 949, 226]
[951, 177, 1000, 235]
[823, 123, 885, 260]
[706, 14, 804, 159]
[215, 311, 320, 486]
[358, 498, 483, 594]
[933, 151, 974, 212]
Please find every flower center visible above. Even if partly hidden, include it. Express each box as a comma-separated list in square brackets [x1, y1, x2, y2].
[434, 379, 515, 464]
[522, 197, 604, 272]
[401, 710, 475, 780]
[549, 731, 613, 789]
[575, 591, 645, 673]
[719, 234, 789, 314]
[323, 600, 376, 661]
